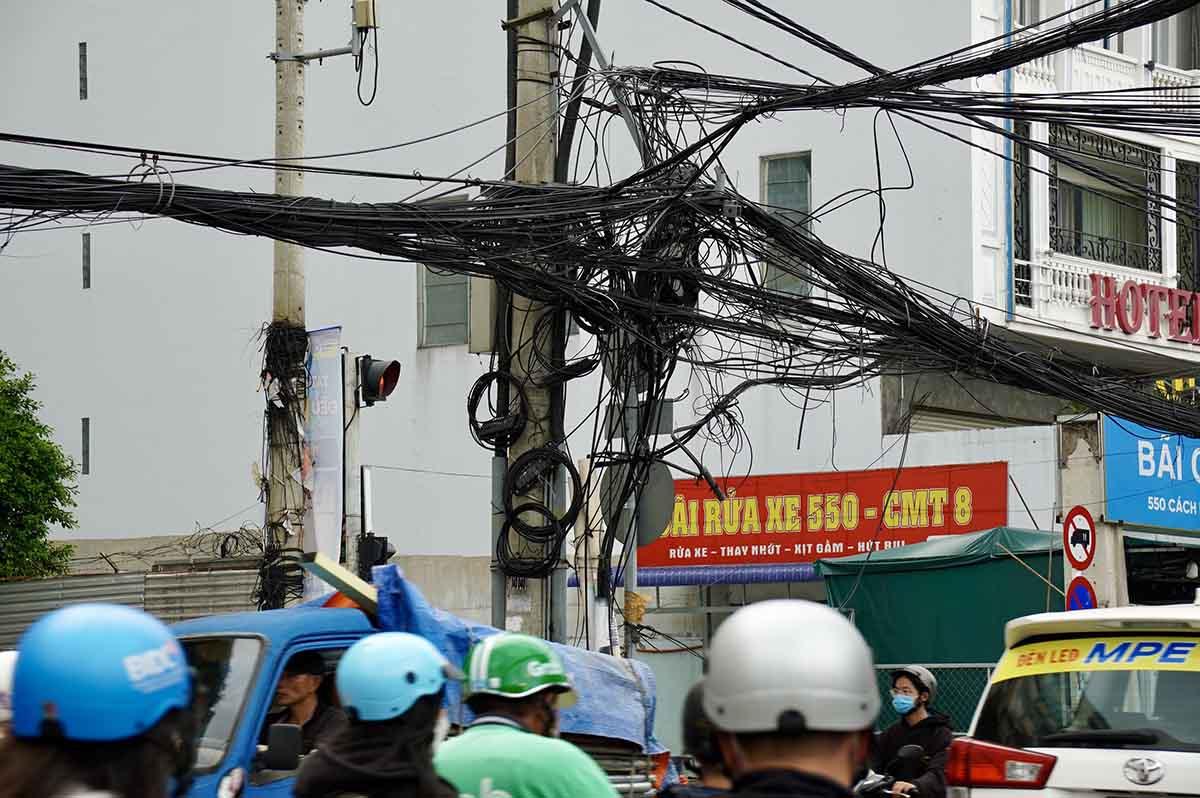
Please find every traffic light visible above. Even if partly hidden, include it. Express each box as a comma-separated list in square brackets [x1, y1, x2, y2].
[357, 534, 396, 580]
[359, 355, 401, 406]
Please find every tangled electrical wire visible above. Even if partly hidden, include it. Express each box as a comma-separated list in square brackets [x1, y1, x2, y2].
[5, 0, 1200, 621]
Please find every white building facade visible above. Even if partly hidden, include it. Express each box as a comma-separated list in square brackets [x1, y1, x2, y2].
[0, 0, 1196, 599]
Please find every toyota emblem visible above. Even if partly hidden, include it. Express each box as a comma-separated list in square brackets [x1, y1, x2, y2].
[1123, 757, 1164, 786]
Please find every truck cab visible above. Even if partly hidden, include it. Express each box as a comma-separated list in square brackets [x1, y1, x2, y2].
[173, 570, 668, 798]
[176, 607, 375, 798]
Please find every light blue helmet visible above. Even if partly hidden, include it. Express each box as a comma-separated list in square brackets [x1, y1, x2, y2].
[336, 632, 461, 722]
[12, 603, 192, 741]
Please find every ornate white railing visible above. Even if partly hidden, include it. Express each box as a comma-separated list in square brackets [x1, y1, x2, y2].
[1015, 51, 1057, 93]
[1073, 44, 1139, 94]
[1151, 63, 1200, 108]
[1032, 253, 1167, 312]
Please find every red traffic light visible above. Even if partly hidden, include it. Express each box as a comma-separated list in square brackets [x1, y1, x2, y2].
[360, 356, 400, 406]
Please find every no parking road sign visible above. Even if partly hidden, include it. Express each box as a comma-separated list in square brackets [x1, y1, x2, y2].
[1063, 505, 1097, 571]
[1067, 574, 1098, 610]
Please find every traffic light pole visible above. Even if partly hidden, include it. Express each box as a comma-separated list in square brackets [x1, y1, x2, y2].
[343, 350, 362, 578]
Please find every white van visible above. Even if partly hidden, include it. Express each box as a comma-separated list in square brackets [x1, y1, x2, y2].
[947, 603, 1200, 796]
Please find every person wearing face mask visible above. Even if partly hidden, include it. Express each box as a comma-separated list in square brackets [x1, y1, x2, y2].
[702, 600, 880, 798]
[293, 632, 462, 798]
[872, 666, 952, 798]
[0, 604, 198, 798]
[434, 633, 615, 798]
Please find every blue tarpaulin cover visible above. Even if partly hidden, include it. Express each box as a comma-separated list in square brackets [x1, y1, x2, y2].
[374, 565, 666, 755]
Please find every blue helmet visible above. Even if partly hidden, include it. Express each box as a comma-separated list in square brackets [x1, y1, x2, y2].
[12, 603, 192, 741]
[337, 632, 460, 722]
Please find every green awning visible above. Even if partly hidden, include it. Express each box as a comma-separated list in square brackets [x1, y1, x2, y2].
[816, 527, 1060, 576]
[816, 527, 1064, 666]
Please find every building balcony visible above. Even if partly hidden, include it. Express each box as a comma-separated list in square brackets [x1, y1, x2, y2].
[1010, 250, 1200, 371]
[1150, 62, 1200, 106]
[1070, 44, 1140, 94]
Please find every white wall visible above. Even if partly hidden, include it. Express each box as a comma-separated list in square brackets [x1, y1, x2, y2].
[0, 1, 973, 555]
[880, 425, 1059, 530]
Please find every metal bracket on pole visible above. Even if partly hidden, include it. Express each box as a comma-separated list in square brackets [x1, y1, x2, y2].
[268, 39, 358, 64]
[269, 14, 364, 64]
[554, 0, 649, 167]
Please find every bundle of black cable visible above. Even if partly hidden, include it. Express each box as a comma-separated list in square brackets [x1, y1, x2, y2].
[293, 693, 457, 798]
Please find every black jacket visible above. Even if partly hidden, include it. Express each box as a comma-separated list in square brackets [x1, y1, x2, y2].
[872, 712, 953, 798]
[731, 770, 851, 798]
[661, 783, 729, 798]
[261, 702, 347, 754]
[293, 719, 458, 798]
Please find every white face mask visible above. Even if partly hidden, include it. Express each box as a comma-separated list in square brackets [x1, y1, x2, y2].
[433, 709, 451, 753]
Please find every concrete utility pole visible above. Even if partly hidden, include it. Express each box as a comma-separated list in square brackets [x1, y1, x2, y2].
[343, 350, 361, 577]
[504, 0, 569, 642]
[266, 0, 308, 553]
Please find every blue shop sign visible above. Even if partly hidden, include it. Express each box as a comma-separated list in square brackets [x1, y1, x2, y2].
[1104, 415, 1200, 531]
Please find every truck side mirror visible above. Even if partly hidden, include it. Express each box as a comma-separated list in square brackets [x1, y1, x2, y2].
[263, 723, 302, 771]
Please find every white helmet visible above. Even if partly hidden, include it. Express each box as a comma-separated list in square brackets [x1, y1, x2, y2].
[703, 600, 879, 734]
[891, 665, 938, 704]
[0, 650, 17, 724]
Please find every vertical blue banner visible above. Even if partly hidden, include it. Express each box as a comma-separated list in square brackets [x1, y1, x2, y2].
[1103, 415, 1200, 532]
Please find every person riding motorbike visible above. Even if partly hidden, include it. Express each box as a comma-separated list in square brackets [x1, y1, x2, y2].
[662, 680, 730, 798]
[703, 600, 881, 798]
[434, 633, 615, 798]
[294, 632, 461, 798]
[0, 603, 197, 798]
[872, 666, 951, 798]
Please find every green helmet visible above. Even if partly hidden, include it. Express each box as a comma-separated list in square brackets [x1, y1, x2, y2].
[463, 633, 577, 708]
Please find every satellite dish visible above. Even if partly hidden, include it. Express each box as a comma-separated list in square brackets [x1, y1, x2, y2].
[599, 461, 675, 547]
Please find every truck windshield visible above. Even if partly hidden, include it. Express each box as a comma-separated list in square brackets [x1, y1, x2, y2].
[975, 637, 1200, 753]
[182, 637, 263, 771]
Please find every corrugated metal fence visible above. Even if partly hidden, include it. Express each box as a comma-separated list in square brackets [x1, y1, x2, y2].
[0, 570, 259, 647]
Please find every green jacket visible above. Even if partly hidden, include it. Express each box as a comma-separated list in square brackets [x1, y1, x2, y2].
[435, 719, 617, 798]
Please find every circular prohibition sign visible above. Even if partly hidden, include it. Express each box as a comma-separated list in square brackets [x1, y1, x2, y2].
[1062, 505, 1097, 571]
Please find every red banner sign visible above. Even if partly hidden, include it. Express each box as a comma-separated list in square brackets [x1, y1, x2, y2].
[637, 461, 1008, 568]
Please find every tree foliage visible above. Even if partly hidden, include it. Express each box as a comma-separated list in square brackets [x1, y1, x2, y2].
[0, 351, 76, 577]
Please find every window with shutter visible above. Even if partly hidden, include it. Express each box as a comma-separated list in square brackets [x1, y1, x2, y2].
[760, 152, 813, 296]
[420, 266, 470, 347]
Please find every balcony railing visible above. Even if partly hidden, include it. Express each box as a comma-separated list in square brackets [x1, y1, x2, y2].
[1049, 227, 1162, 273]
[1150, 62, 1200, 108]
[1013, 31, 1056, 92]
[1014, 253, 1182, 342]
[1014, 259, 1033, 308]
[1073, 44, 1140, 94]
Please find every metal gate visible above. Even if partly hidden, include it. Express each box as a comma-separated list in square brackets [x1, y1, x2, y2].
[0, 570, 258, 647]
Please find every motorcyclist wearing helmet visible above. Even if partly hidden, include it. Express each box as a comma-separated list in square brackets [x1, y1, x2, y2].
[662, 680, 731, 798]
[294, 632, 462, 798]
[434, 633, 615, 798]
[0, 650, 16, 740]
[0, 604, 197, 798]
[873, 667, 952, 798]
[703, 600, 880, 798]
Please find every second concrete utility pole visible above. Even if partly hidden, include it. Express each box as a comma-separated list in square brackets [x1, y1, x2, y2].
[504, 0, 569, 642]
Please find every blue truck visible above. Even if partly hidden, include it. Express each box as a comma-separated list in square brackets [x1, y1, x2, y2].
[174, 566, 668, 798]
